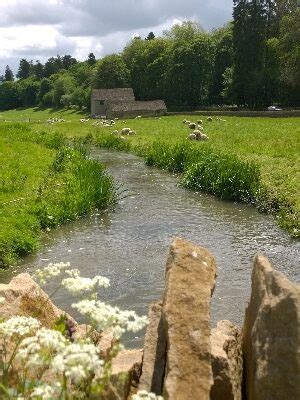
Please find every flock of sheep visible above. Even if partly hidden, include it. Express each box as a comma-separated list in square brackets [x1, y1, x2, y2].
[47, 117, 65, 124]
[185, 116, 226, 141]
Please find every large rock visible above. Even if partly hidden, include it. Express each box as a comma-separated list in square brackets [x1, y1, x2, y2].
[210, 320, 243, 400]
[163, 237, 217, 400]
[105, 349, 143, 400]
[243, 255, 300, 400]
[0, 273, 70, 327]
[138, 301, 166, 394]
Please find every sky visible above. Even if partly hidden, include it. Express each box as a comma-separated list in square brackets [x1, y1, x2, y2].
[0, 0, 233, 74]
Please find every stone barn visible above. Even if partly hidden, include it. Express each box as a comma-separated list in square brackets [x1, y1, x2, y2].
[91, 88, 167, 118]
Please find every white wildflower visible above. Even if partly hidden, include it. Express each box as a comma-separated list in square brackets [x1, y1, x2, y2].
[31, 382, 61, 399]
[72, 299, 147, 338]
[0, 316, 40, 338]
[51, 342, 103, 384]
[62, 270, 110, 295]
[33, 262, 70, 285]
[16, 328, 67, 368]
[132, 390, 164, 400]
[0, 296, 5, 304]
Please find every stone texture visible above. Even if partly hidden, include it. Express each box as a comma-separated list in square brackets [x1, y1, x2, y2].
[0, 273, 72, 327]
[210, 320, 243, 400]
[138, 301, 166, 394]
[163, 237, 217, 400]
[243, 254, 300, 400]
[108, 349, 143, 400]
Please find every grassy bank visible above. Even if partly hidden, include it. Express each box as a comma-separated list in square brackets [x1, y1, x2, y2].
[0, 123, 116, 267]
[0, 108, 299, 237]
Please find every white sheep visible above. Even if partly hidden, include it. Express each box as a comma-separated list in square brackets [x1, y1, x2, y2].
[187, 133, 197, 140]
[200, 133, 209, 140]
[197, 119, 203, 125]
[207, 117, 213, 122]
[128, 130, 136, 135]
[121, 127, 131, 135]
[111, 130, 119, 135]
[135, 115, 142, 119]
[183, 119, 187, 124]
[193, 130, 202, 140]
[189, 122, 197, 130]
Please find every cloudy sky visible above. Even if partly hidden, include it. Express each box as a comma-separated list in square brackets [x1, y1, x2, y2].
[1, 0, 233, 74]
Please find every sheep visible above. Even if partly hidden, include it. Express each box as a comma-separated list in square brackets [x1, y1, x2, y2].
[114, 117, 119, 121]
[187, 133, 197, 140]
[200, 133, 209, 140]
[183, 119, 187, 124]
[193, 130, 202, 140]
[111, 130, 119, 135]
[189, 122, 197, 130]
[128, 130, 136, 136]
[197, 119, 203, 125]
[207, 117, 213, 122]
[135, 115, 142, 119]
[121, 127, 131, 135]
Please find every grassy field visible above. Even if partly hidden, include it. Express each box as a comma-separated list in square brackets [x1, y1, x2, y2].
[0, 107, 299, 238]
[0, 121, 116, 267]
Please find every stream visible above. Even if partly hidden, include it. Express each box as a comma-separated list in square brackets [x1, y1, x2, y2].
[0, 148, 299, 347]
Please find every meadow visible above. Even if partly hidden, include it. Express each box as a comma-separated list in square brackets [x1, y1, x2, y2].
[0, 121, 116, 267]
[0, 108, 299, 239]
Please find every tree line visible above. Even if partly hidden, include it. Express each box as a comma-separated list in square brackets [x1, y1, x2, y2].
[0, 0, 298, 111]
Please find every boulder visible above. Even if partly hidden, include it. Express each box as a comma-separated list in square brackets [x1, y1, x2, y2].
[210, 320, 243, 400]
[0, 273, 70, 327]
[138, 301, 166, 394]
[108, 349, 143, 400]
[163, 237, 217, 400]
[243, 255, 300, 400]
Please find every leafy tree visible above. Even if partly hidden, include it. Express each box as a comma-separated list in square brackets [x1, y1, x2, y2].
[70, 63, 93, 88]
[87, 53, 96, 66]
[17, 59, 31, 80]
[4, 65, 14, 81]
[61, 55, 77, 70]
[17, 78, 40, 107]
[163, 21, 203, 42]
[37, 78, 52, 105]
[0, 82, 19, 110]
[146, 32, 155, 41]
[32, 61, 44, 80]
[52, 74, 75, 107]
[44, 57, 63, 77]
[93, 54, 130, 88]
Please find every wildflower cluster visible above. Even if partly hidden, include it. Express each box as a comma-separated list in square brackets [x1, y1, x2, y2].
[34, 261, 70, 285]
[132, 391, 164, 400]
[0, 262, 149, 399]
[72, 299, 148, 338]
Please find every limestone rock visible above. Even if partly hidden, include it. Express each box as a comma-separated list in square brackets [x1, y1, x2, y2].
[163, 237, 217, 400]
[243, 254, 300, 400]
[0, 273, 72, 327]
[138, 301, 166, 394]
[107, 349, 143, 400]
[210, 320, 243, 400]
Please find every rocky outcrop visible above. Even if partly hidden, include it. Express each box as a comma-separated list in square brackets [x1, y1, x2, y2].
[210, 320, 243, 400]
[0, 273, 69, 327]
[243, 254, 300, 400]
[138, 301, 166, 394]
[163, 237, 217, 400]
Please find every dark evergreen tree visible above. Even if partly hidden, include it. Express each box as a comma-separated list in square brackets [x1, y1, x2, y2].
[146, 32, 155, 40]
[4, 65, 14, 81]
[61, 55, 77, 70]
[87, 53, 96, 66]
[32, 61, 44, 79]
[17, 59, 31, 79]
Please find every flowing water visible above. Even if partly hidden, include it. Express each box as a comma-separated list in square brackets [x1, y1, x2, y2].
[1, 149, 299, 347]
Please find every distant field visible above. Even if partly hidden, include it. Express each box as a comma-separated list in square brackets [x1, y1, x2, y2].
[0, 108, 299, 237]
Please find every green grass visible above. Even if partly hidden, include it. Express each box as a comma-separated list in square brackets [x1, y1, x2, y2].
[0, 108, 299, 237]
[0, 123, 116, 267]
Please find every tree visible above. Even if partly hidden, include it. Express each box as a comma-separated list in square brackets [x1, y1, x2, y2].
[93, 54, 130, 88]
[232, 0, 267, 107]
[44, 57, 63, 77]
[17, 77, 40, 107]
[0, 82, 19, 110]
[37, 78, 52, 105]
[87, 53, 96, 66]
[61, 55, 77, 70]
[163, 21, 203, 42]
[32, 61, 44, 80]
[17, 59, 31, 80]
[146, 32, 155, 41]
[4, 65, 14, 81]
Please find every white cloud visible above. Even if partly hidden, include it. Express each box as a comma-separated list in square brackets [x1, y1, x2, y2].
[0, 0, 232, 74]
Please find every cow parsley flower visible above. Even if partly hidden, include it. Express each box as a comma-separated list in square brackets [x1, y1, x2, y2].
[0, 296, 5, 304]
[132, 391, 164, 400]
[62, 270, 110, 295]
[33, 262, 71, 285]
[30, 383, 61, 400]
[72, 299, 147, 338]
[0, 316, 40, 339]
[16, 328, 67, 368]
[51, 342, 103, 384]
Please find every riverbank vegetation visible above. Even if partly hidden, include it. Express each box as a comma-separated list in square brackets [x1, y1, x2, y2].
[1, 3, 299, 111]
[0, 123, 116, 267]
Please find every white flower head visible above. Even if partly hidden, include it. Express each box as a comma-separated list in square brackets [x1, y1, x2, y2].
[51, 342, 103, 384]
[30, 382, 61, 400]
[0, 296, 5, 304]
[0, 317, 40, 339]
[33, 262, 71, 285]
[62, 271, 110, 295]
[132, 391, 164, 400]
